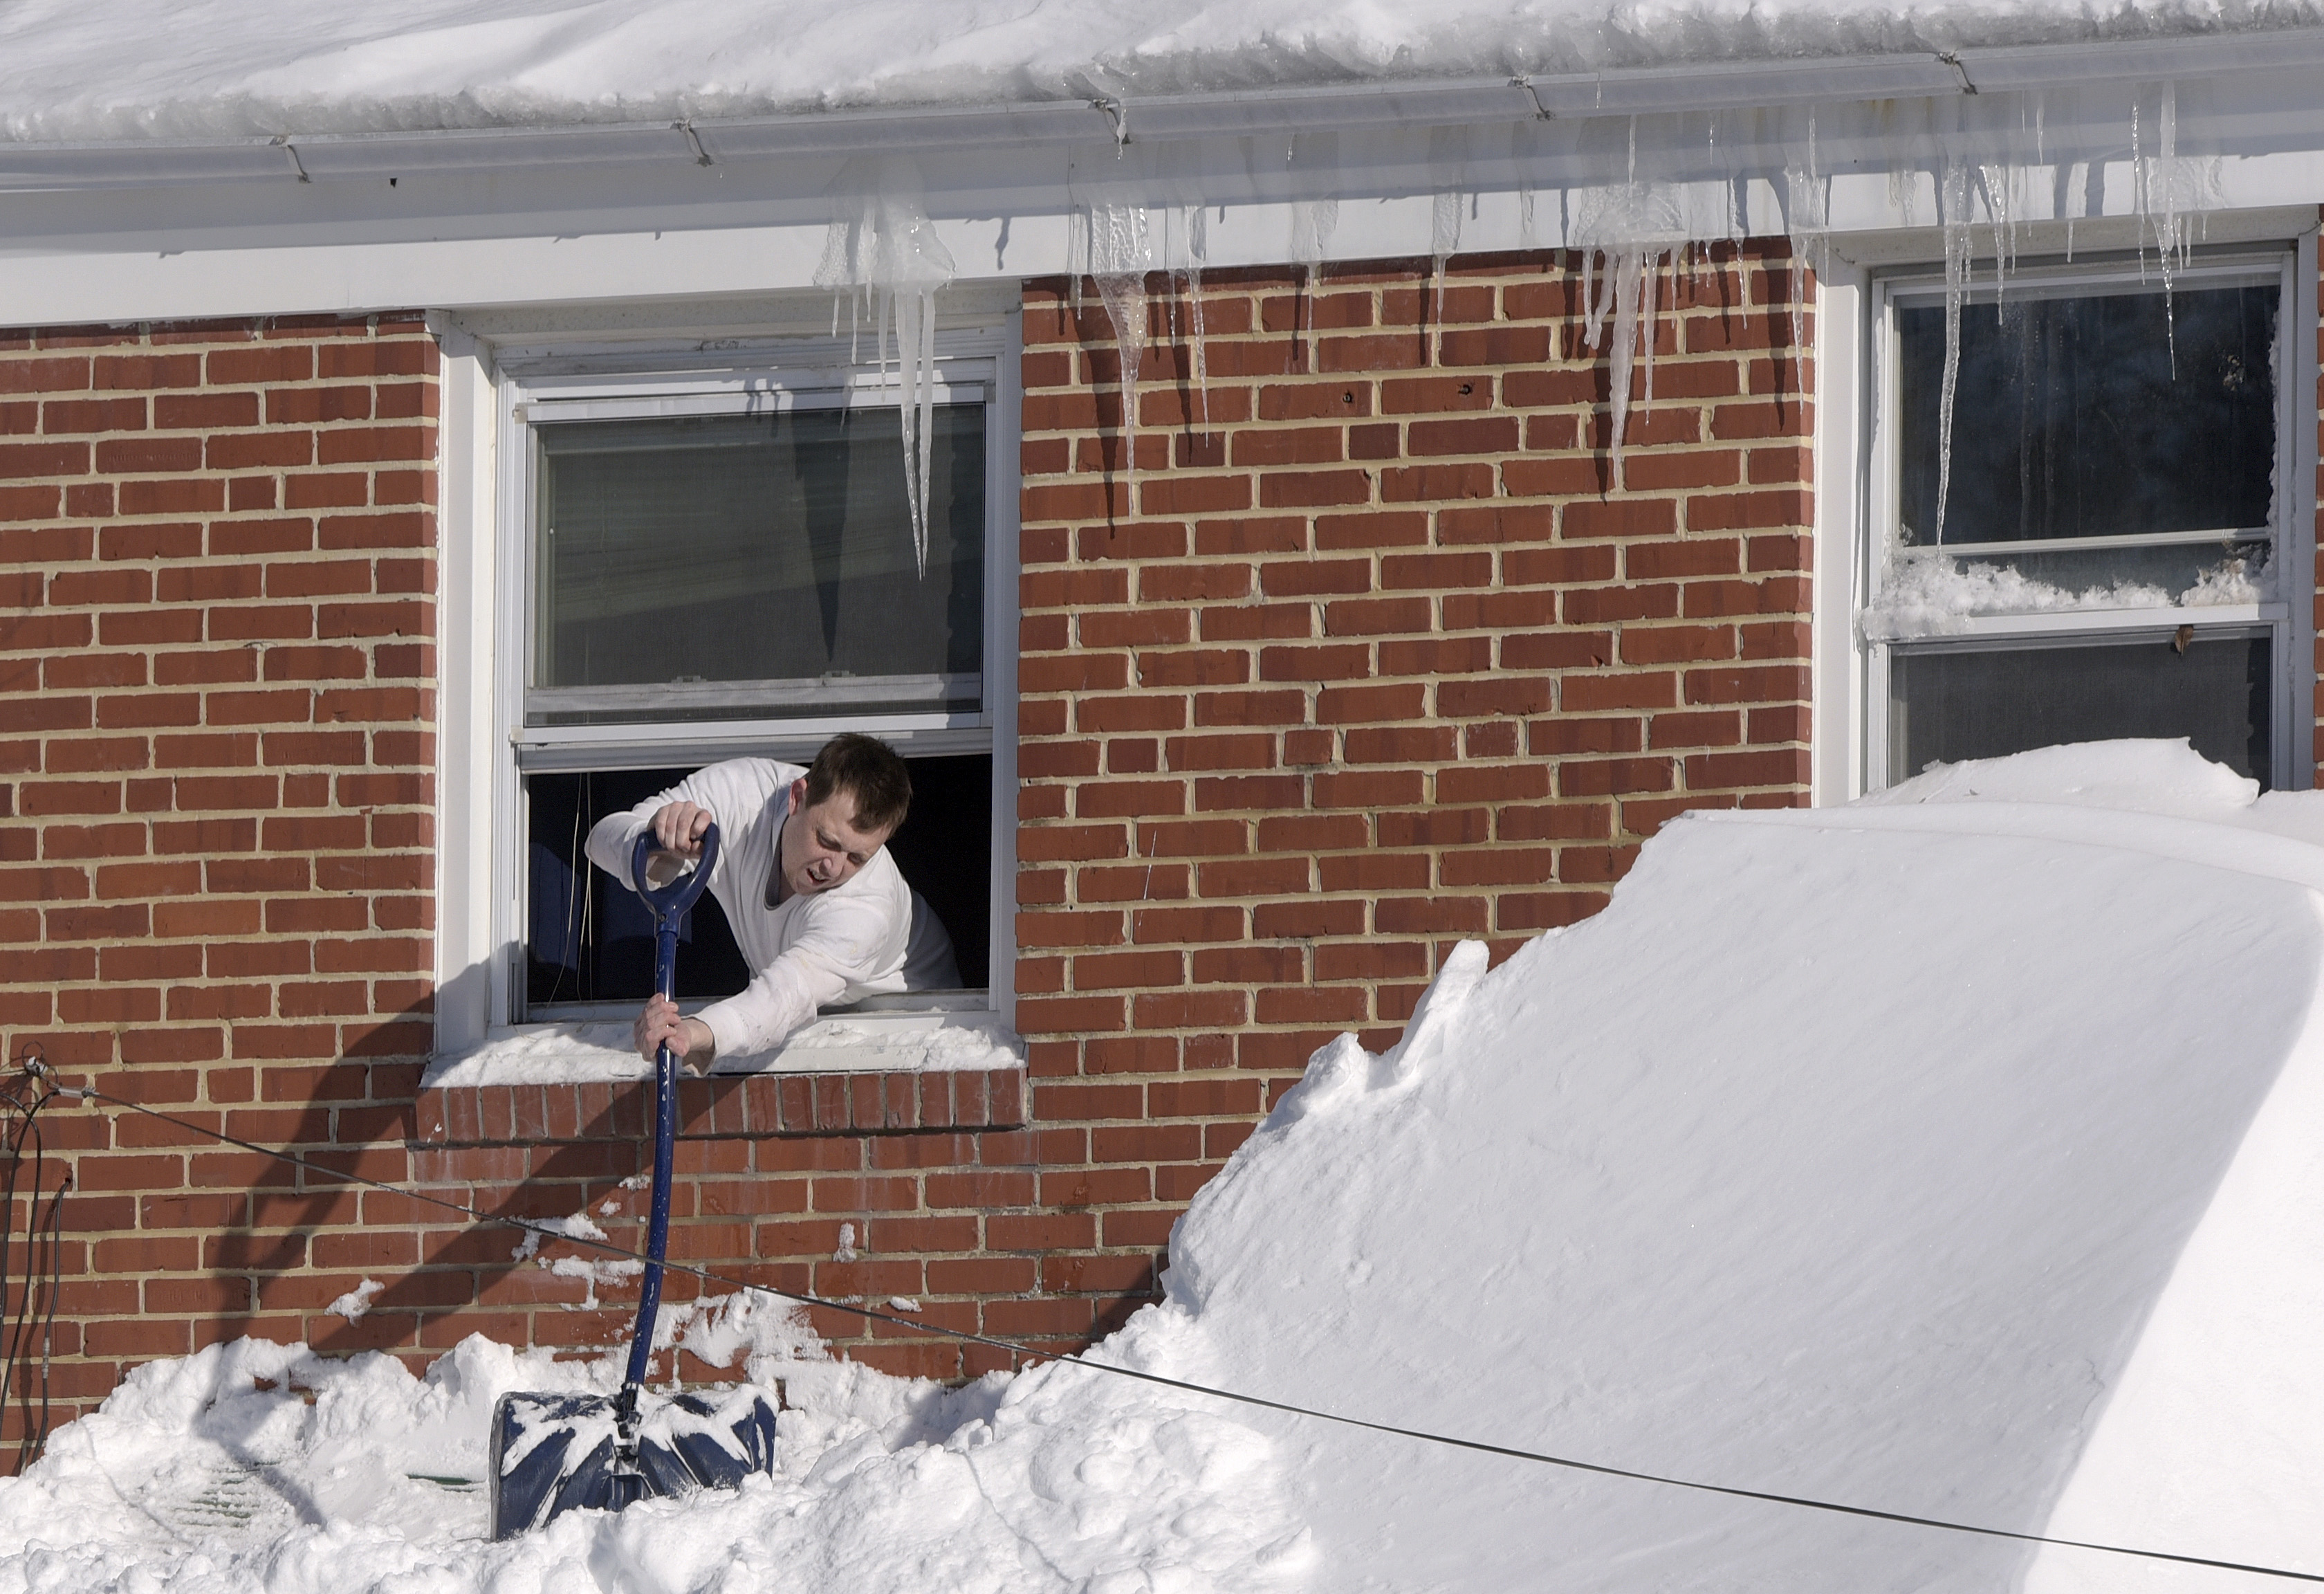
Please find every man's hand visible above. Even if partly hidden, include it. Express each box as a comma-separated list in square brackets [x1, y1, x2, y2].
[651, 800, 714, 859]
[634, 993, 717, 1077]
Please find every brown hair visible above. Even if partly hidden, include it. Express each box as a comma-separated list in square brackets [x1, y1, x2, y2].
[804, 733, 912, 835]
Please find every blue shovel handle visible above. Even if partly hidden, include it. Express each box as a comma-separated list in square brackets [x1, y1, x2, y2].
[623, 823, 719, 1391]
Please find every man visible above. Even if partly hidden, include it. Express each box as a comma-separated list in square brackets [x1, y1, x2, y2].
[585, 733, 957, 1071]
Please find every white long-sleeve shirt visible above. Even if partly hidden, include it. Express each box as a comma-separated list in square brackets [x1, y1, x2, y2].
[584, 758, 957, 1059]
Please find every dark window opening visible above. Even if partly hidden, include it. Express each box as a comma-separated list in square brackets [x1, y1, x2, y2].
[524, 755, 991, 1015]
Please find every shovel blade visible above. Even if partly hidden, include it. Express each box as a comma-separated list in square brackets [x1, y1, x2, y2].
[489, 1386, 781, 1539]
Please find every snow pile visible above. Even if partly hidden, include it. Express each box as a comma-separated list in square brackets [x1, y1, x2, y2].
[0, 0, 2318, 142]
[0, 1295, 1302, 1593]
[1161, 737, 2324, 1589]
[17, 738, 2324, 1590]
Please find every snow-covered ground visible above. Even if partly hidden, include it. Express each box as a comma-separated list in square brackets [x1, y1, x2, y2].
[0, 0, 2316, 141]
[12, 738, 2324, 1592]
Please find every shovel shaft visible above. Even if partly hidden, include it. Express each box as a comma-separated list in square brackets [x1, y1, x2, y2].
[621, 825, 719, 1394]
[625, 916, 680, 1389]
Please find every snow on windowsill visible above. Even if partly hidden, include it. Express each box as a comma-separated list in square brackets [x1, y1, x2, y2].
[421, 1009, 1023, 1089]
[1861, 545, 2268, 641]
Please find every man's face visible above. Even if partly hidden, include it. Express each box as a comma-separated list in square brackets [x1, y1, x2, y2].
[779, 777, 893, 899]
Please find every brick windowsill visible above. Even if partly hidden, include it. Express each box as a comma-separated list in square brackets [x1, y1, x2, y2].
[416, 1062, 1026, 1146]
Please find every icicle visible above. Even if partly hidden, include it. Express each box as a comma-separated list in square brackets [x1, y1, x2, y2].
[1784, 109, 1826, 356]
[1638, 248, 1663, 418]
[1086, 200, 1154, 505]
[1602, 248, 1649, 490]
[1431, 185, 1461, 337]
[1977, 162, 2014, 318]
[2130, 96, 2147, 284]
[814, 157, 957, 576]
[1289, 192, 1339, 370]
[1427, 125, 1468, 359]
[1518, 183, 1538, 252]
[2152, 82, 2182, 368]
[1178, 203, 1211, 430]
[1935, 161, 1973, 545]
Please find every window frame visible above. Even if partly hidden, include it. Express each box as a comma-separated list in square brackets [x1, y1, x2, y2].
[434, 311, 1021, 1063]
[1859, 247, 2307, 794]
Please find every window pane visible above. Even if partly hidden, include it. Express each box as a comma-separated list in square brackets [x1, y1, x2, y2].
[533, 405, 985, 725]
[1888, 635, 2271, 787]
[1897, 284, 2278, 547]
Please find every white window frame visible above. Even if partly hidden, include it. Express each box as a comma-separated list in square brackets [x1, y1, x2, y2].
[1843, 244, 2314, 797]
[432, 309, 1022, 1077]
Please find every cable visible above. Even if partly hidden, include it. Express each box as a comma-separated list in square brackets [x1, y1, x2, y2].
[30, 1059, 2324, 1586]
[22, 1166, 67, 1472]
[2, 1045, 68, 1474]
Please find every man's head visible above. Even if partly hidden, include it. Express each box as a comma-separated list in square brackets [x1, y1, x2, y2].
[779, 733, 912, 899]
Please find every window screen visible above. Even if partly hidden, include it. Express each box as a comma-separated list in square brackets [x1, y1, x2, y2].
[1888, 634, 2272, 787]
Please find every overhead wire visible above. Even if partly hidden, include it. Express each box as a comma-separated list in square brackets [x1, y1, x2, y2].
[26, 1054, 2324, 1585]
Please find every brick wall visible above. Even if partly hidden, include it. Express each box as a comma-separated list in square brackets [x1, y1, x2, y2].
[0, 315, 439, 1431]
[1011, 246, 1816, 1332]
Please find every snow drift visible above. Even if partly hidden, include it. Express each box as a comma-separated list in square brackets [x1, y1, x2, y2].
[8, 738, 2324, 1591]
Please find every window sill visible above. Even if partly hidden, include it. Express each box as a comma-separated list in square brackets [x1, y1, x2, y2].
[416, 1013, 1026, 1147]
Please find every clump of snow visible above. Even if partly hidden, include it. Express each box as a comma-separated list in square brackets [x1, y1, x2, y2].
[547, 1254, 643, 1310]
[508, 1210, 607, 1264]
[325, 1279, 385, 1323]
[1863, 546, 2265, 641]
[1, 1, 2320, 141]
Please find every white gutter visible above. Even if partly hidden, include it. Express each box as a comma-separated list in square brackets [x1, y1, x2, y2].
[5, 26, 2324, 193]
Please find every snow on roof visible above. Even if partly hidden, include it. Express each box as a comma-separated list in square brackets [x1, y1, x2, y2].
[3, 0, 2320, 143]
[14, 742, 2324, 1590]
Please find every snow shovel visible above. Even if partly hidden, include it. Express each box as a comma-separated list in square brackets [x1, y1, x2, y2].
[488, 823, 781, 1539]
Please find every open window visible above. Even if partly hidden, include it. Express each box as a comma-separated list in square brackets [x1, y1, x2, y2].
[487, 328, 1015, 1043]
[1863, 252, 2299, 790]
